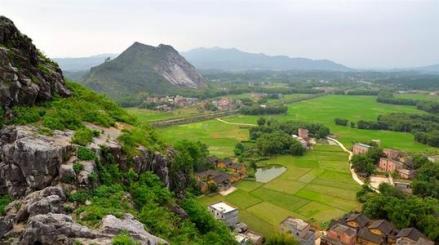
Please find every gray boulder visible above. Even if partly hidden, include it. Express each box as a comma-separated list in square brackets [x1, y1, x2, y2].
[0, 126, 74, 197]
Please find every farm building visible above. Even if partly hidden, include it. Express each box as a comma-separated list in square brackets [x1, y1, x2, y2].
[280, 217, 315, 245]
[208, 202, 239, 227]
[352, 143, 371, 155]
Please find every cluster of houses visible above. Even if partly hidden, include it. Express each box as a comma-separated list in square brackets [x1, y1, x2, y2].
[280, 217, 317, 245]
[209, 97, 240, 111]
[208, 202, 264, 245]
[322, 213, 433, 245]
[352, 143, 416, 180]
[195, 157, 246, 193]
[144, 95, 198, 111]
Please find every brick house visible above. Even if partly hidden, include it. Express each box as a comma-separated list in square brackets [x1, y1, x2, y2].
[396, 228, 434, 245]
[367, 220, 398, 244]
[345, 213, 370, 229]
[397, 168, 416, 179]
[325, 223, 357, 245]
[383, 149, 402, 160]
[298, 128, 309, 140]
[379, 158, 404, 172]
[353, 143, 371, 155]
[195, 170, 231, 193]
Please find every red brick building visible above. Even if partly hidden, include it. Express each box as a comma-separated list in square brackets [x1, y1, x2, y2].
[353, 143, 371, 155]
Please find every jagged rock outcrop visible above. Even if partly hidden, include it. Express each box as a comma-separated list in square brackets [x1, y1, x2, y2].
[133, 147, 172, 188]
[1, 186, 167, 244]
[0, 16, 70, 113]
[0, 125, 74, 198]
[82, 42, 207, 100]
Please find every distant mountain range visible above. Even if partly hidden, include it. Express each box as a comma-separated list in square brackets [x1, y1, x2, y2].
[81, 42, 206, 100]
[412, 64, 439, 74]
[181, 47, 353, 72]
[54, 54, 118, 72]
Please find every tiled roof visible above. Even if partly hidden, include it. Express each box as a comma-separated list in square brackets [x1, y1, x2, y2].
[368, 219, 396, 236]
[358, 227, 384, 244]
[346, 213, 370, 227]
[396, 228, 426, 241]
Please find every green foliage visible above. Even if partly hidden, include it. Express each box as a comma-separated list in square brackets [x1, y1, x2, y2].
[257, 117, 266, 126]
[266, 233, 298, 245]
[112, 231, 139, 245]
[68, 190, 90, 204]
[72, 127, 94, 146]
[0, 195, 12, 216]
[351, 155, 375, 177]
[118, 124, 163, 156]
[7, 81, 134, 130]
[240, 104, 288, 115]
[361, 184, 439, 241]
[412, 162, 439, 199]
[75, 184, 136, 227]
[10, 106, 45, 125]
[73, 163, 84, 174]
[77, 146, 96, 161]
[334, 118, 348, 126]
[174, 140, 210, 172]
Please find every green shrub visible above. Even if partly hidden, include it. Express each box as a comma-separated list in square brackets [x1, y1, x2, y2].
[10, 106, 44, 124]
[118, 125, 163, 156]
[67, 190, 90, 204]
[73, 163, 84, 174]
[112, 231, 139, 245]
[77, 147, 95, 161]
[0, 195, 12, 216]
[72, 127, 94, 146]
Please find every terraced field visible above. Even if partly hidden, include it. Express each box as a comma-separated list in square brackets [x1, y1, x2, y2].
[199, 144, 361, 237]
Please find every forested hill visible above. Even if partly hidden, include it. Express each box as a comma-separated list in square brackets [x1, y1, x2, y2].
[182, 47, 352, 72]
[81, 42, 207, 100]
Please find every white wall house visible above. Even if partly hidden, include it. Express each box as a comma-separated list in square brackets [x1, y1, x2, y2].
[208, 202, 239, 227]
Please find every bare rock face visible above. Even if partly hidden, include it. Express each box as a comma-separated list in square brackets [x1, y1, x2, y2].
[133, 147, 171, 188]
[0, 125, 74, 198]
[0, 16, 70, 113]
[20, 213, 100, 245]
[100, 214, 168, 245]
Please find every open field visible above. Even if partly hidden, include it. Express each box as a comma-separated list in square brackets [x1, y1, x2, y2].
[198, 144, 361, 237]
[396, 92, 439, 102]
[156, 95, 437, 155]
[224, 95, 437, 153]
[159, 119, 249, 157]
[126, 107, 202, 122]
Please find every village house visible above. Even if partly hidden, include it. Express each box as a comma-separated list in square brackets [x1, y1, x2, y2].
[213, 158, 247, 182]
[324, 223, 357, 245]
[378, 149, 416, 179]
[345, 213, 370, 229]
[323, 213, 432, 245]
[208, 202, 239, 227]
[298, 128, 309, 140]
[195, 170, 231, 193]
[394, 181, 413, 194]
[353, 143, 371, 155]
[396, 228, 434, 245]
[280, 217, 315, 245]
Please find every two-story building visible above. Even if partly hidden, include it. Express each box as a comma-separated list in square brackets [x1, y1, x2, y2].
[280, 217, 315, 245]
[208, 202, 239, 227]
[353, 143, 371, 155]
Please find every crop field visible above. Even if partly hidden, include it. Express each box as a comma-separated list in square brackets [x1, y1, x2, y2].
[396, 92, 439, 102]
[159, 119, 249, 157]
[156, 95, 437, 155]
[126, 107, 202, 122]
[224, 95, 437, 153]
[199, 144, 361, 237]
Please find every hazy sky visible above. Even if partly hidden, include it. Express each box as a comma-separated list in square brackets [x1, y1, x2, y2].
[1, 0, 438, 68]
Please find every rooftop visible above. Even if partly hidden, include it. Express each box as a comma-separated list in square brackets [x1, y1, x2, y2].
[331, 223, 356, 237]
[281, 217, 310, 231]
[209, 202, 237, 214]
[355, 143, 371, 148]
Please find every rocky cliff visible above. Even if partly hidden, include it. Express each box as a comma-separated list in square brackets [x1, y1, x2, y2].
[82, 42, 207, 99]
[0, 16, 70, 114]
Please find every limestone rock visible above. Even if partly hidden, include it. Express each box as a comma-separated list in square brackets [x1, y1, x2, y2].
[0, 16, 70, 113]
[0, 126, 74, 197]
[77, 160, 96, 187]
[20, 213, 101, 245]
[100, 214, 168, 245]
